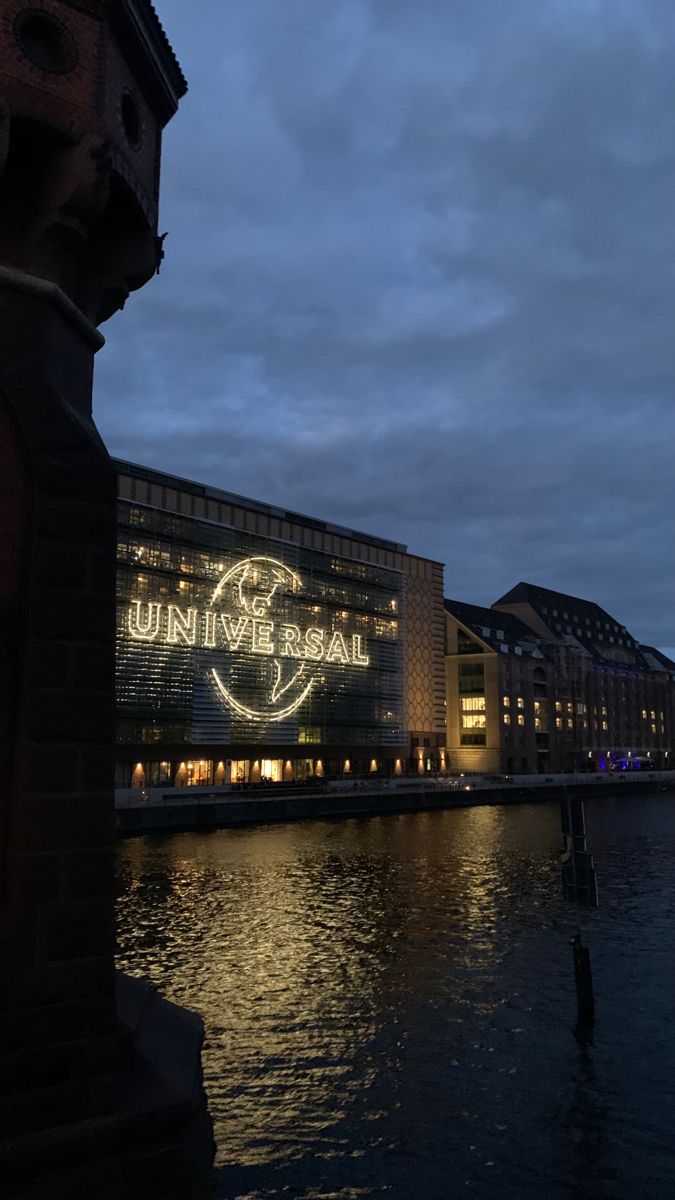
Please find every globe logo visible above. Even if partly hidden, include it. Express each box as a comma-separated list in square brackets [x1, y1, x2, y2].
[210, 556, 317, 722]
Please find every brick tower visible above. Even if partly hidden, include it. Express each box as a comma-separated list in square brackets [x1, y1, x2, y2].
[0, 4, 212, 1196]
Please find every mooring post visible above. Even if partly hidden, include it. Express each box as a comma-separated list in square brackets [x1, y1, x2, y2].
[560, 790, 598, 1028]
[571, 930, 595, 1025]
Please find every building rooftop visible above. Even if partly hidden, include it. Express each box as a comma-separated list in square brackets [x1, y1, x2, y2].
[444, 598, 547, 657]
[114, 458, 409, 556]
[492, 580, 644, 663]
[639, 646, 675, 675]
[493, 581, 628, 631]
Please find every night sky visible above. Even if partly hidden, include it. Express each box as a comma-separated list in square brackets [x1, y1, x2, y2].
[95, 1, 675, 654]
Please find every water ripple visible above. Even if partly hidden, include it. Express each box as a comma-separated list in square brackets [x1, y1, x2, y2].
[116, 794, 675, 1199]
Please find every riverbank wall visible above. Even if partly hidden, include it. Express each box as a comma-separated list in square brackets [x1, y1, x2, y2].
[115, 775, 674, 835]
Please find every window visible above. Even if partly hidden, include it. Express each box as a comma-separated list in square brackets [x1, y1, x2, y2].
[555, 700, 562, 713]
[517, 696, 524, 709]
[567, 718, 573, 729]
[651, 723, 657, 734]
[556, 717, 562, 730]
[602, 720, 608, 731]
[462, 714, 486, 729]
[458, 629, 483, 655]
[459, 662, 485, 693]
[642, 709, 648, 720]
[460, 697, 486, 712]
[517, 714, 525, 726]
[503, 695, 511, 707]
[460, 732, 486, 746]
[504, 713, 511, 725]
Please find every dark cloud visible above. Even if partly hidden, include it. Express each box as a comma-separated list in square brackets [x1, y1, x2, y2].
[95, 0, 675, 648]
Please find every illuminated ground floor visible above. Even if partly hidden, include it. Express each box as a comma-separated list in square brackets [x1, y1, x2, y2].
[116, 742, 448, 790]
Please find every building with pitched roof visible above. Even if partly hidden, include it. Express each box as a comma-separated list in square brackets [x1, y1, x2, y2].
[445, 583, 674, 774]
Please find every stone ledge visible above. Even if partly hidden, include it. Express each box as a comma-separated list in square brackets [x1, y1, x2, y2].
[0, 266, 104, 351]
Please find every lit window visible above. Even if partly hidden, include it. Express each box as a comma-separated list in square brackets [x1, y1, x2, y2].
[651, 723, 657, 734]
[602, 721, 608, 731]
[298, 726, 321, 744]
[535, 717, 542, 730]
[460, 696, 486, 713]
[503, 713, 511, 725]
[462, 714, 486, 729]
[503, 695, 511, 707]
[555, 700, 562, 713]
[642, 709, 648, 720]
[650, 710, 656, 720]
[556, 717, 562, 729]
[517, 714, 525, 726]
[567, 718, 573, 729]
[517, 696, 524, 709]
[533, 700, 541, 714]
[567, 702, 573, 714]
[602, 706, 608, 717]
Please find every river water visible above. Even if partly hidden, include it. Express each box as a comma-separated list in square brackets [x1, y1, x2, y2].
[116, 794, 675, 1200]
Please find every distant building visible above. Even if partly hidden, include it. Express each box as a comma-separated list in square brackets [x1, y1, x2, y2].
[115, 460, 446, 790]
[445, 582, 674, 774]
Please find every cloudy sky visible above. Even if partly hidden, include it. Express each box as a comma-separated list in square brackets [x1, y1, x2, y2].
[95, 0, 675, 651]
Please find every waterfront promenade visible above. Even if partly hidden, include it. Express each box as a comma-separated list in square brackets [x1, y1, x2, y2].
[115, 771, 675, 834]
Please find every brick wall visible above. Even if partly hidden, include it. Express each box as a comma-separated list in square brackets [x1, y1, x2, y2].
[0, 291, 118, 1138]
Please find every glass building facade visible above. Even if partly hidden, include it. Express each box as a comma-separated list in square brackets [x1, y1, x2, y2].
[114, 462, 446, 790]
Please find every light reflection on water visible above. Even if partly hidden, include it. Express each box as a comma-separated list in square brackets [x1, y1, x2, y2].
[116, 795, 675, 1199]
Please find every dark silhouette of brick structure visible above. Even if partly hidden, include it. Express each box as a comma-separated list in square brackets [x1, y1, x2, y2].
[0, 4, 213, 1195]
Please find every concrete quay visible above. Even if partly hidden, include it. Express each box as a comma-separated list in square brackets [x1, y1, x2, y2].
[115, 771, 675, 835]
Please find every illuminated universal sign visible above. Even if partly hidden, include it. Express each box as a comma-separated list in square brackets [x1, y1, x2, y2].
[126, 556, 370, 721]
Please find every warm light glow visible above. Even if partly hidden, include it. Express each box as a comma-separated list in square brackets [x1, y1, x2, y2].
[126, 552, 373, 725]
[211, 666, 314, 722]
